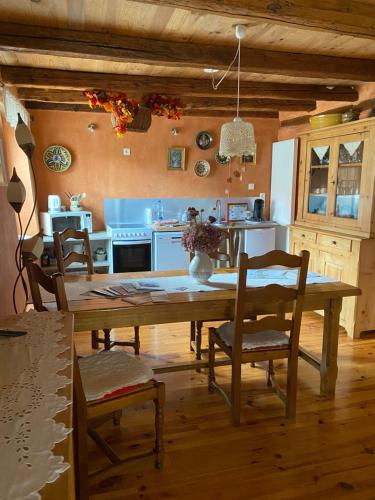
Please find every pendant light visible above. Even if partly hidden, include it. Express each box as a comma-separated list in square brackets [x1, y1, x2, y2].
[219, 25, 256, 158]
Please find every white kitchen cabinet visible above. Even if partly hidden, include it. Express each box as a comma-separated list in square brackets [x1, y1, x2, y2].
[42, 230, 112, 274]
[244, 227, 276, 258]
[153, 232, 190, 271]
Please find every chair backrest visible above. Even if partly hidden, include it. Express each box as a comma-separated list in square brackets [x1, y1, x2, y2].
[232, 250, 310, 353]
[25, 260, 69, 312]
[53, 228, 94, 275]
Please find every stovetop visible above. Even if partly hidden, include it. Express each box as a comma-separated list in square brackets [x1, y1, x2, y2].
[106, 223, 152, 241]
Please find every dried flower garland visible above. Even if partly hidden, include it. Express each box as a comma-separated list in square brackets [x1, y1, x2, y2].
[83, 89, 183, 136]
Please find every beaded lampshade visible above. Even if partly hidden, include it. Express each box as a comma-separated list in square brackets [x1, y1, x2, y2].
[219, 117, 256, 158]
[218, 25, 256, 159]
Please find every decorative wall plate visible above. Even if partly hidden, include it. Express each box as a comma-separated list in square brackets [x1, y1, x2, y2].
[215, 150, 230, 165]
[194, 160, 211, 177]
[43, 145, 72, 172]
[196, 131, 213, 150]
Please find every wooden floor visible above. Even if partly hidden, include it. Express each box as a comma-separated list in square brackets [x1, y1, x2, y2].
[75, 313, 375, 499]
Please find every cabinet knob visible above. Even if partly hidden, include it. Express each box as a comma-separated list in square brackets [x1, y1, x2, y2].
[301, 234, 305, 238]
[332, 240, 337, 245]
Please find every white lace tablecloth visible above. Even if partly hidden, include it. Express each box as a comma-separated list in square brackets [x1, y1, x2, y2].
[0, 311, 73, 500]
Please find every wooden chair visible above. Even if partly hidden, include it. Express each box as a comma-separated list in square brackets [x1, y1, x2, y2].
[53, 228, 140, 354]
[208, 249, 309, 425]
[25, 260, 165, 500]
[73, 352, 165, 500]
[24, 258, 69, 312]
[190, 248, 232, 359]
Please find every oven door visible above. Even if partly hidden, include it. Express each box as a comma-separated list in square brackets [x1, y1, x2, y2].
[112, 240, 151, 273]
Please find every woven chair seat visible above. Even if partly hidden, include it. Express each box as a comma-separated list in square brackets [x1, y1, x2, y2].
[216, 321, 290, 352]
[78, 351, 153, 402]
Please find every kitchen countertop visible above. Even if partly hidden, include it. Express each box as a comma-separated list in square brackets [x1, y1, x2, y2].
[151, 222, 278, 232]
[43, 230, 111, 243]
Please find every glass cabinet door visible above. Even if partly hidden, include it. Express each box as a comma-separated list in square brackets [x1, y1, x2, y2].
[307, 143, 331, 216]
[334, 138, 363, 220]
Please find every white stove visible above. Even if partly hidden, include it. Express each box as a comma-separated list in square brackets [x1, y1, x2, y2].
[106, 223, 152, 273]
[106, 223, 152, 241]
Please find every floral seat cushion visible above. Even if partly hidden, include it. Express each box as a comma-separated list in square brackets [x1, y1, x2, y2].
[78, 351, 154, 402]
[216, 322, 290, 352]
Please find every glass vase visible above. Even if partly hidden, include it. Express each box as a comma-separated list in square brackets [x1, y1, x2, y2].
[189, 251, 213, 283]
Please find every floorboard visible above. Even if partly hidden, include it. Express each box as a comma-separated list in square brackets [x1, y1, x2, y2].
[74, 313, 375, 499]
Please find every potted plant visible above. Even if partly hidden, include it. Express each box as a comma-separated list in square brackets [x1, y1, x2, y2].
[94, 247, 107, 262]
[181, 222, 226, 282]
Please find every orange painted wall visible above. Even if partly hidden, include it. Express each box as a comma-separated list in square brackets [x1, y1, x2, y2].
[30, 110, 279, 230]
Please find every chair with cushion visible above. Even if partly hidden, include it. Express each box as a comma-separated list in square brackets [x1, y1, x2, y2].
[189, 242, 232, 359]
[25, 260, 165, 500]
[208, 249, 309, 425]
[74, 351, 165, 500]
[53, 228, 140, 354]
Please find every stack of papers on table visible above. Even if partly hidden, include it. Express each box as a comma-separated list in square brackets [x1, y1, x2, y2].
[87, 281, 169, 304]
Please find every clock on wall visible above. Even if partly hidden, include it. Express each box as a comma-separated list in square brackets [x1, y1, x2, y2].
[43, 145, 72, 173]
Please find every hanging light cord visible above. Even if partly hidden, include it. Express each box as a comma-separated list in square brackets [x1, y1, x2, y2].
[211, 43, 239, 91]
[237, 36, 241, 118]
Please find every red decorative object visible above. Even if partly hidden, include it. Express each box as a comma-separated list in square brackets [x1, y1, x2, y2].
[83, 89, 184, 136]
[83, 90, 138, 136]
[142, 94, 184, 120]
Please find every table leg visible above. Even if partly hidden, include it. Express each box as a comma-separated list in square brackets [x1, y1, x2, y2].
[320, 297, 342, 395]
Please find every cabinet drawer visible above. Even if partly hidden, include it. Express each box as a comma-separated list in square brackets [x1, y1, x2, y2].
[292, 228, 317, 243]
[317, 233, 352, 252]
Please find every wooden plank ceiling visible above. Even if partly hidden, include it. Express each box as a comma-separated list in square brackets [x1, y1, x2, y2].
[0, 0, 375, 118]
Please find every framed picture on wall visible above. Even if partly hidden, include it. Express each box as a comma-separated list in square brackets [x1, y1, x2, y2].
[241, 146, 257, 165]
[167, 147, 186, 171]
[0, 139, 8, 186]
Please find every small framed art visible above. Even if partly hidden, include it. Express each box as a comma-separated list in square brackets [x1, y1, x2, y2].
[241, 148, 256, 165]
[227, 202, 248, 222]
[167, 147, 186, 171]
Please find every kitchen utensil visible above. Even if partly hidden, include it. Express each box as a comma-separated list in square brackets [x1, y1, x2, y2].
[47, 194, 61, 212]
[68, 192, 86, 211]
[310, 114, 342, 129]
[342, 109, 359, 123]
[252, 198, 265, 221]
[94, 247, 107, 261]
[145, 207, 153, 225]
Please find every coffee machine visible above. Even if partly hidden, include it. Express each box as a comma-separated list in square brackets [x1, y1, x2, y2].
[252, 198, 264, 221]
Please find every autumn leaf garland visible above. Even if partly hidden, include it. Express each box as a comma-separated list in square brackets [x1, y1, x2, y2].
[83, 89, 184, 136]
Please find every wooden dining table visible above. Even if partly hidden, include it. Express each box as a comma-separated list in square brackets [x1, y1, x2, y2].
[62, 269, 360, 396]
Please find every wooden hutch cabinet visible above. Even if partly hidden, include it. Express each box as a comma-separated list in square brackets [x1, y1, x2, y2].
[290, 118, 375, 338]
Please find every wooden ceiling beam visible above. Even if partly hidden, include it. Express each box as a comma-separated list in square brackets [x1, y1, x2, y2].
[280, 98, 375, 127]
[24, 100, 278, 118]
[185, 97, 316, 112]
[0, 66, 358, 102]
[0, 22, 374, 81]
[184, 109, 279, 119]
[134, 0, 375, 40]
[17, 88, 315, 111]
